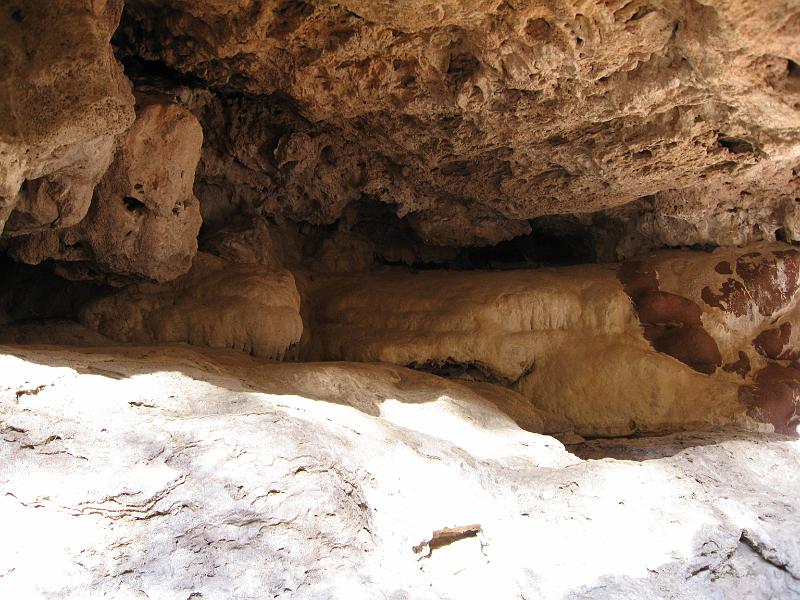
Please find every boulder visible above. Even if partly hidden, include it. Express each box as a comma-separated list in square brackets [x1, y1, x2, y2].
[0, 0, 134, 236]
[8, 98, 203, 283]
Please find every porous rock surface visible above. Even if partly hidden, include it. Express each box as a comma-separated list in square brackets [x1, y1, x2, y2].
[0, 0, 134, 237]
[115, 0, 800, 248]
[6, 97, 203, 283]
[1, 344, 799, 599]
[2, 1, 799, 269]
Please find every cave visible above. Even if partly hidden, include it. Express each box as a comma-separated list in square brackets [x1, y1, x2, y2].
[1, 1, 799, 598]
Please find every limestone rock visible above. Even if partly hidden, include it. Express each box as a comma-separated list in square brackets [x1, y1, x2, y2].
[460, 380, 574, 437]
[80, 253, 303, 360]
[304, 244, 800, 437]
[574, 182, 800, 261]
[116, 0, 800, 246]
[8, 97, 203, 283]
[200, 216, 302, 270]
[0, 0, 134, 236]
[303, 264, 741, 436]
[1, 344, 798, 599]
[628, 244, 800, 434]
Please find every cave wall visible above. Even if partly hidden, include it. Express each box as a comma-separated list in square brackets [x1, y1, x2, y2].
[110, 0, 800, 251]
[3, 0, 800, 270]
[3, 3, 800, 597]
[1, 0, 799, 439]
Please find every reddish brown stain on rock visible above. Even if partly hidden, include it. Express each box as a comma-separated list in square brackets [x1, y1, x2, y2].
[714, 261, 733, 275]
[737, 250, 800, 316]
[617, 260, 658, 300]
[619, 260, 722, 374]
[723, 351, 751, 378]
[755, 363, 800, 384]
[701, 250, 800, 317]
[701, 278, 751, 317]
[645, 325, 722, 374]
[636, 290, 703, 327]
[739, 363, 800, 435]
[753, 322, 793, 360]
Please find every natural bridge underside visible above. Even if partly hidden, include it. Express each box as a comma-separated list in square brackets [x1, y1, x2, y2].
[1, 1, 799, 598]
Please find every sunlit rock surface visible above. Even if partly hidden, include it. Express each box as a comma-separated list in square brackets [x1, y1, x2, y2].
[1, 344, 798, 599]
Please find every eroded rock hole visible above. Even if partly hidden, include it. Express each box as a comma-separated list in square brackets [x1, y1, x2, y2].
[628, 6, 654, 21]
[718, 134, 755, 154]
[122, 195, 146, 213]
[788, 58, 800, 79]
[268, 0, 314, 37]
[462, 222, 597, 268]
[0, 257, 110, 323]
[447, 53, 480, 84]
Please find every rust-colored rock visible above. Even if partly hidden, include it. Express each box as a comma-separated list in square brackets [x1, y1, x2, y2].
[619, 258, 722, 374]
[644, 325, 722, 375]
[702, 249, 800, 318]
[618, 260, 659, 300]
[740, 364, 800, 434]
[714, 261, 733, 275]
[722, 351, 751, 378]
[753, 322, 793, 360]
[635, 290, 703, 327]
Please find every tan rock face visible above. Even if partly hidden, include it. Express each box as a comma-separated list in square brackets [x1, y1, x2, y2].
[116, 0, 800, 246]
[302, 265, 734, 436]
[80, 253, 303, 360]
[7, 98, 203, 282]
[200, 217, 297, 270]
[629, 245, 800, 435]
[0, 0, 135, 236]
[303, 244, 800, 437]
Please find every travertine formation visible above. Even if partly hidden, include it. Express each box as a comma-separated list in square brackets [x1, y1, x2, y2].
[304, 243, 800, 436]
[80, 253, 303, 360]
[304, 263, 730, 436]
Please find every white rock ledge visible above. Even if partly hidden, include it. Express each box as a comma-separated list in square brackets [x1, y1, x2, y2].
[0, 344, 798, 599]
